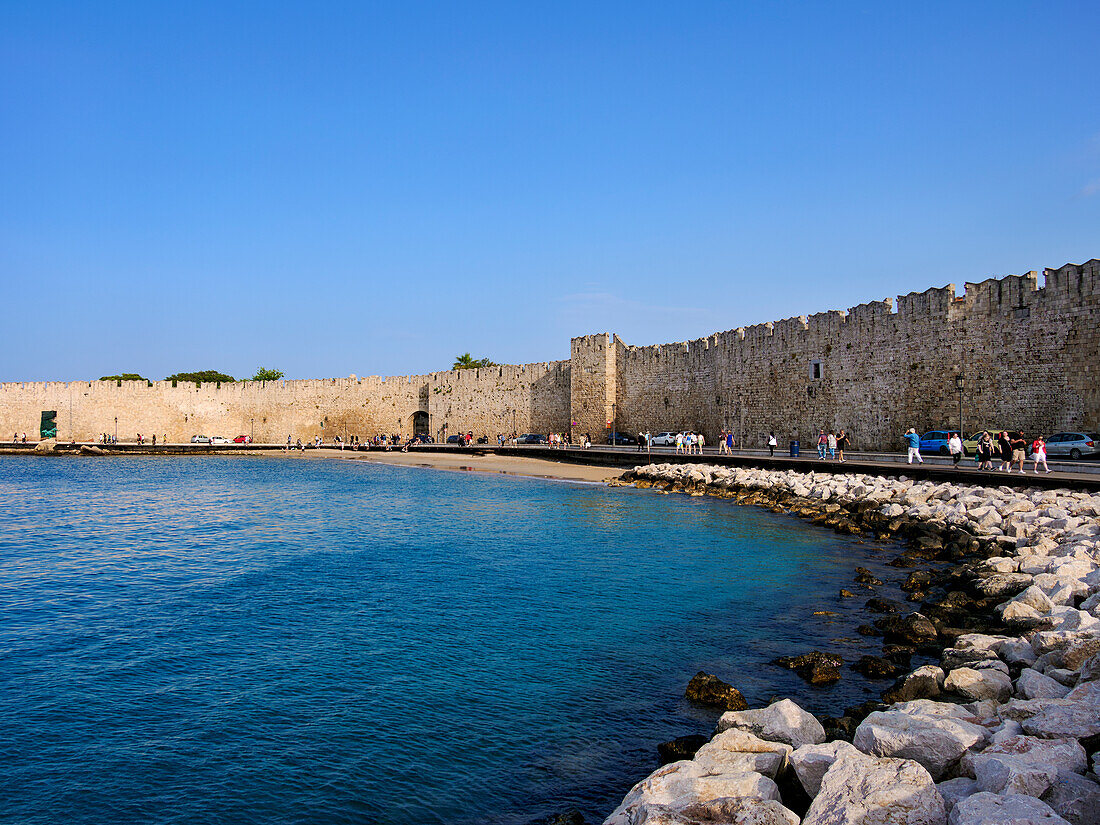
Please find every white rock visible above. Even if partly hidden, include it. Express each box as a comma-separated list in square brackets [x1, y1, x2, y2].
[627, 797, 801, 825]
[972, 735, 1087, 797]
[938, 777, 978, 813]
[946, 667, 1014, 702]
[853, 709, 989, 780]
[716, 699, 825, 748]
[1041, 770, 1100, 825]
[803, 751, 946, 825]
[948, 792, 1071, 824]
[604, 761, 781, 825]
[1018, 668, 1073, 700]
[999, 638, 1040, 667]
[692, 730, 793, 779]
[789, 740, 860, 797]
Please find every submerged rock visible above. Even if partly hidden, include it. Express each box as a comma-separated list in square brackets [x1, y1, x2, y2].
[684, 671, 748, 711]
[853, 655, 901, 679]
[875, 612, 940, 646]
[771, 651, 843, 685]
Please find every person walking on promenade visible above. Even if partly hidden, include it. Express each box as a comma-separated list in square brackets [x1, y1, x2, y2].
[727, 430, 735, 454]
[768, 432, 777, 457]
[948, 432, 963, 467]
[997, 431, 1013, 472]
[1032, 435, 1051, 473]
[837, 429, 850, 463]
[697, 432, 705, 454]
[1010, 431, 1027, 473]
[904, 428, 923, 464]
[817, 430, 828, 460]
[827, 431, 837, 460]
[718, 430, 728, 454]
[674, 432, 684, 454]
[584, 433, 591, 449]
[978, 431, 995, 470]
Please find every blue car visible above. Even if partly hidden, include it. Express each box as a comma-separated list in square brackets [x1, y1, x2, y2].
[919, 430, 952, 455]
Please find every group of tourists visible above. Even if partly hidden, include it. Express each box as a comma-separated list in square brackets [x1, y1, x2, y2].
[904, 429, 1052, 473]
[673, 432, 705, 454]
[815, 429, 851, 462]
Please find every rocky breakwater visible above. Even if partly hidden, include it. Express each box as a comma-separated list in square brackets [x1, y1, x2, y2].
[603, 463, 1100, 825]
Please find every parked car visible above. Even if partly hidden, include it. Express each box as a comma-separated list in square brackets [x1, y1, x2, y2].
[409, 434, 433, 444]
[445, 434, 465, 444]
[919, 431, 952, 455]
[650, 432, 678, 446]
[211, 436, 231, 444]
[190, 435, 211, 444]
[606, 432, 638, 446]
[233, 435, 251, 444]
[516, 433, 547, 444]
[1043, 432, 1100, 459]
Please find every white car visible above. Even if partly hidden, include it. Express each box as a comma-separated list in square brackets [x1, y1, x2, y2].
[1043, 432, 1100, 459]
[650, 432, 678, 446]
[190, 435, 212, 444]
[211, 436, 231, 444]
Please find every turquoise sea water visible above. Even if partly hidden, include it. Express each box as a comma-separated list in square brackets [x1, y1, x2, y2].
[0, 457, 909, 824]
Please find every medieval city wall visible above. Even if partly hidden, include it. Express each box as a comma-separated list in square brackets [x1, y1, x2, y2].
[610, 259, 1100, 450]
[1, 258, 1096, 450]
[0, 360, 571, 444]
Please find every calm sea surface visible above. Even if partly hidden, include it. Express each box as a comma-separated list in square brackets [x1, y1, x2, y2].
[0, 456, 912, 824]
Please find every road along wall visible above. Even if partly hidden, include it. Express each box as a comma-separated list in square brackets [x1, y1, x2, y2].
[1, 258, 1096, 449]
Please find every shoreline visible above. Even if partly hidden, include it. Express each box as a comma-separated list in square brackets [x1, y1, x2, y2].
[602, 461, 1100, 824]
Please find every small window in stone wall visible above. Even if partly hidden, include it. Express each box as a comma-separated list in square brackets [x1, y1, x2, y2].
[810, 360, 823, 380]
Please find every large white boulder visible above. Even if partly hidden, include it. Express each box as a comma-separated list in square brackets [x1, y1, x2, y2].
[853, 709, 990, 779]
[803, 751, 946, 825]
[603, 761, 781, 825]
[789, 740, 861, 797]
[971, 735, 1087, 797]
[1018, 668, 1073, 700]
[692, 730, 793, 779]
[625, 797, 801, 825]
[946, 666, 1014, 701]
[948, 792, 1071, 824]
[716, 699, 825, 748]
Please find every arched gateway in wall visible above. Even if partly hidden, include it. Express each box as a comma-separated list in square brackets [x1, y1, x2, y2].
[409, 411, 429, 437]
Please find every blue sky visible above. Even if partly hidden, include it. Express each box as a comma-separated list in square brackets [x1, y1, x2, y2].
[2, 2, 1098, 381]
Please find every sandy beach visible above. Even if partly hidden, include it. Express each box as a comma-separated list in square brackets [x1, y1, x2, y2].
[298, 447, 619, 483]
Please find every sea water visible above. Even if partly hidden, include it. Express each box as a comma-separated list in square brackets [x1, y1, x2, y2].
[0, 456, 911, 824]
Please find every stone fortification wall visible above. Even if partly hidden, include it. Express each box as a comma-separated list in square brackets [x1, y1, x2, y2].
[1, 259, 1096, 449]
[0, 360, 570, 444]
[609, 259, 1100, 450]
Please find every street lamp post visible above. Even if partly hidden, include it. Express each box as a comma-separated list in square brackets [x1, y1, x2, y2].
[955, 375, 965, 439]
[114, 417, 117, 442]
[611, 403, 617, 448]
[251, 417, 255, 442]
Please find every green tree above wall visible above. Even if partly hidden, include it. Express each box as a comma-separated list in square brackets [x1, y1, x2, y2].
[251, 367, 285, 381]
[452, 353, 497, 370]
[99, 373, 147, 381]
[164, 370, 236, 384]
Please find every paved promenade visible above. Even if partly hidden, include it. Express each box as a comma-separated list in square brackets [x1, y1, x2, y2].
[3, 440, 1098, 491]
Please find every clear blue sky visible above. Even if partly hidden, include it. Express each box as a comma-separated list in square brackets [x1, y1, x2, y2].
[2, 2, 1098, 381]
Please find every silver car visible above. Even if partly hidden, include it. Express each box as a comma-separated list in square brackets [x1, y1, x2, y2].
[650, 432, 678, 446]
[1044, 432, 1100, 459]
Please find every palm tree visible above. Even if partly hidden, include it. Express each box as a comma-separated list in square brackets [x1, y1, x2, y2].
[453, 353, 476, 369]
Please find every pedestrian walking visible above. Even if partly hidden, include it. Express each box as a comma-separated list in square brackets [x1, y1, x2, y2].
[817, 430, 828, 460]
[997, 431, 1013, 472]
[1010, 431, 1027, 474]
[1032, 436, 1051, 473]
[726, 430, 735, 454]
[904, 428, 923, 464]
[767, 432, 777, 457]
[674, 432, 684, 453]
[977, 432, 995, 470]
[948, 432, 963, 467]
[836, 429, 850, 463]
[827, 431, 837, 460]
[697, 432, 705, 454]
